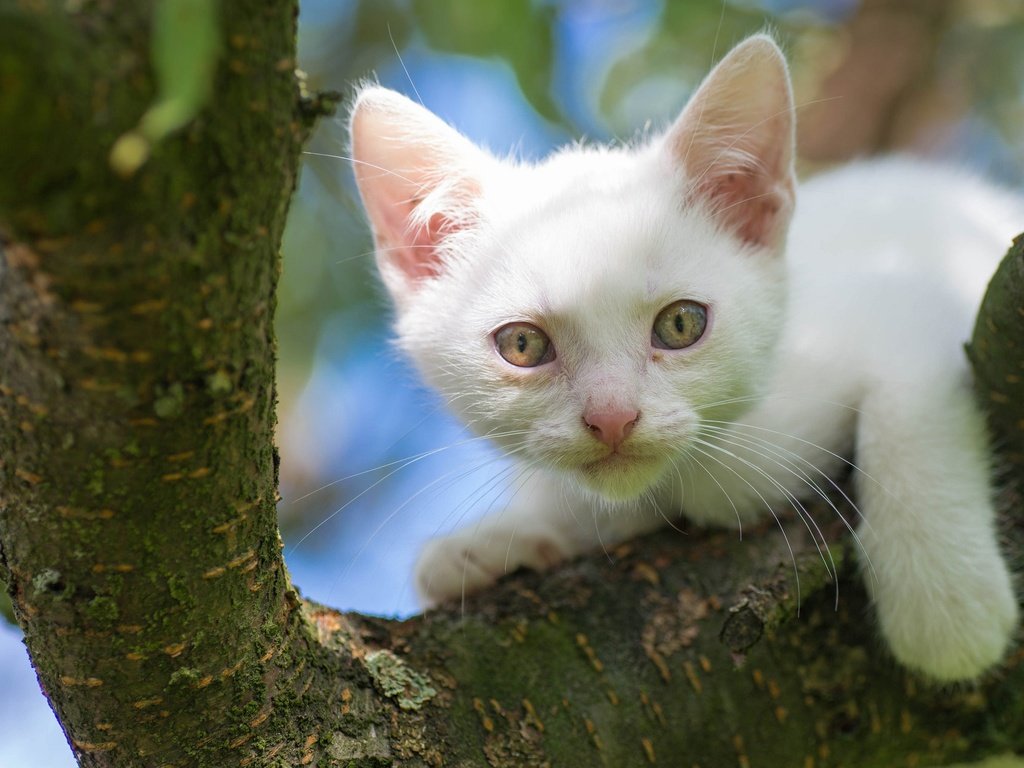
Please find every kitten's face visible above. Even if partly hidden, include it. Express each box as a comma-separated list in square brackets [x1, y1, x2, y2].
[351, 36, 796, 502]
[393, 150, 787, 500]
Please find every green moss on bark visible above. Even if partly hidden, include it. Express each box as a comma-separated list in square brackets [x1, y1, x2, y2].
[0, 1, 336, 765]
[968, 233, 1024, 481]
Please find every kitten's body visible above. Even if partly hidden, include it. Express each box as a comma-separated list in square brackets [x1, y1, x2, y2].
[687, 157, 1018, 528]
[351, 37, 1020, 681]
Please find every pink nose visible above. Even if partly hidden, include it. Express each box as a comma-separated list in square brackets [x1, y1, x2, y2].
[583, 408, 639, 449]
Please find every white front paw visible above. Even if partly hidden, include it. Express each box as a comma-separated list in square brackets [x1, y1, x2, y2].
[873, 557, 1019, 682]
[414, 522, 569, 607]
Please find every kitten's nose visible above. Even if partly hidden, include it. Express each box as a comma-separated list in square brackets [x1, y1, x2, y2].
[583, 407, 640, 450]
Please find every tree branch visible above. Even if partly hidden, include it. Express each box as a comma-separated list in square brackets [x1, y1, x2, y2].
[968, 234, 1024, 481]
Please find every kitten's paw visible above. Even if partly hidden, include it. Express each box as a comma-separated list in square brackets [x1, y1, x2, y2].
[873, 557, 1019, 682]
[414, 523, 570, 607]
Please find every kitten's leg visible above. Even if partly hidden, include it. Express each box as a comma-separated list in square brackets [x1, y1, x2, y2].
[855, 379, 1018, 681]
[415, 471, 662, 606]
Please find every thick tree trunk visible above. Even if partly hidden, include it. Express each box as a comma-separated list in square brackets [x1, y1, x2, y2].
[0, 3, 1021, 767]
[0, 1, 346, 765]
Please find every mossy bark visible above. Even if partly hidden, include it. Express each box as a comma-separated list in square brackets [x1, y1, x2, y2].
[968, 233, 1024, 480]
[0, 1, 349, 765]
[1, 3, 1022, 767]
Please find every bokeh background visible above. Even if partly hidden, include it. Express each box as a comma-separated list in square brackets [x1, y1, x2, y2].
[4, 0, 1024, 764]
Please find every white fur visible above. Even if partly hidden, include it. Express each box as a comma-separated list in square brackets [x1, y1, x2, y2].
[351, 36, 1021, 681]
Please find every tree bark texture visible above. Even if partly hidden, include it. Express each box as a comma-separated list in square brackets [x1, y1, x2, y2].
[0, 1, 346, 765]
[968, 234, 1024, 479]
[1, 3, 1022, 767]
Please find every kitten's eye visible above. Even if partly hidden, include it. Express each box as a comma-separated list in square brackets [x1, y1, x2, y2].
[652, 300, 708, 350]
[494, 323, 554, 367]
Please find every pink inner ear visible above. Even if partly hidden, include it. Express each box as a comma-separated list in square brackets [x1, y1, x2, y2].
[393, 212, 455, 280]
[696, 169, 786, 248]
[374, 194, 469, 283]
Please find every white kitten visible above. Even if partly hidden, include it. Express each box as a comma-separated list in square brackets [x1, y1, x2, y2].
[350, 35, 1020, 681]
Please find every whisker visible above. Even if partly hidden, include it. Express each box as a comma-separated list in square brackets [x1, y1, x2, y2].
[332, 242, 448, 268]
[656, 456, 690, 536]
[382, 445, 539, 610]
[288, 427, 530, 505]
[698, 422, 874, 541]
[592, 504, 615, 564]
[388, 23, 424, 106]
[701, 418, 890, 502]
[677, 448, 744, 538]
[698, 391, 865, 417]
[346, 452, 522, 597]
[686, 441, 803, 609]
[665, 455, 690, 519]
[302, 151, 420, 187]
[691, 436, 838, 605]
[500, 465, 547, 573]
[454, 458, 542, 615]
[678, 0, 728, 172]
[697, 426, 876, 596]
[389, 456, 526, 615]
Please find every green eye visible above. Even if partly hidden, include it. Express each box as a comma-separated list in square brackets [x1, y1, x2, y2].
[494, 323, 554, 367]
[652, 300, 708, 350]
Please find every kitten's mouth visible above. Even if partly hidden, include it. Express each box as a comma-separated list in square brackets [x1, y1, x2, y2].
[584, 452, 636, 472]
[577, 451, 664, 500]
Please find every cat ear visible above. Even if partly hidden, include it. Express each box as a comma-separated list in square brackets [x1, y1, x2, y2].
[350, 87, 486, 305]
[664, 34, 796, 251]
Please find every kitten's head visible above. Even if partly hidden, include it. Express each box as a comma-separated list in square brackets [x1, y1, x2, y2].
[351, 35, 796, 501]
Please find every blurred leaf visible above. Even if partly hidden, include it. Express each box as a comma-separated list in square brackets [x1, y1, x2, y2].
[601, 0, 767, 132]
[351, 0, 413, 52]
[411, 0, 560, 122]
[299, 0, 414, 103]
[146, 0, 221, 135]
[954, 18, 1024, 114]
[343, 0, 415, 82]
[110, 0, 221, 175]
[1, 589, 15, 627]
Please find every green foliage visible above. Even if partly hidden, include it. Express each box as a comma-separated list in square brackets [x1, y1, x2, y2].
[110, 0, 222, 174]
[0, 591, 14, 626]
[601, 1, 768, 132]
[149, 0, 222, 122]
[411, 0, 559, 122]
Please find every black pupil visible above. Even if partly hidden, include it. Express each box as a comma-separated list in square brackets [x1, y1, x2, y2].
[674, 311, 685, 333]
[516, 332, 528, 353]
